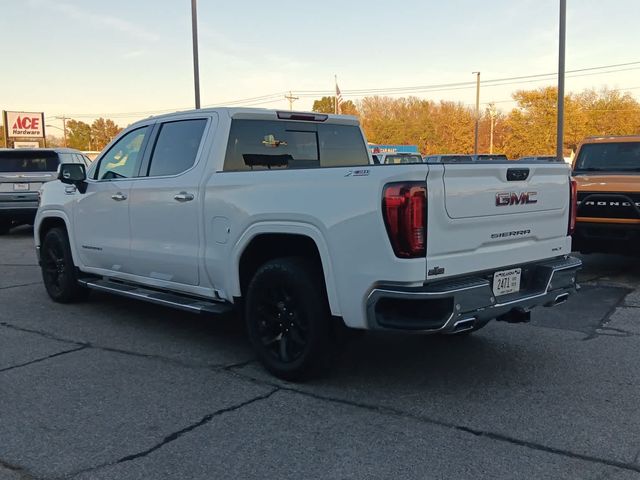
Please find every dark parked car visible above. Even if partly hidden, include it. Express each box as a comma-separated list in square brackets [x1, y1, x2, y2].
[518, 155, 561, 162]
[0, 148, 90, 234]
[424, 154, 509, 163]
[377, 153, 424, 164]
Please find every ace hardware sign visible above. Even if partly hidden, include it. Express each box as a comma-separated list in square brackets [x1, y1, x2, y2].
[3, 111, 45, 138]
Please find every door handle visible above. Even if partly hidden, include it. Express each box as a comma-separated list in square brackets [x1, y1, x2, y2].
[174, 192, 195, 202]
[111, 192, 127, 201]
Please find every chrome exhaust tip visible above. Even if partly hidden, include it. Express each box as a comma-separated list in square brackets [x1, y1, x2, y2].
[451, 317, 476, 333]
[553, 293, 569, 306]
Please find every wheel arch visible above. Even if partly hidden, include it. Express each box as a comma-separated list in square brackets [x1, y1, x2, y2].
[37, 211, 81, 267]
[231, 223, 340, 316]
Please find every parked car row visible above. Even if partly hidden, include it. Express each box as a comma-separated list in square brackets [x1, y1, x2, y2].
[0, 148, 91, 234]
[373, 152, 564, 164]
[7, 112, 633, 378]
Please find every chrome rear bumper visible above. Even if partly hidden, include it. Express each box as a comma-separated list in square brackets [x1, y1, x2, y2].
[366, 256, 582, 333]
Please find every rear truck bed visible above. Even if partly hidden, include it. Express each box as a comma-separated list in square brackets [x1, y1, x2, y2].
[367, 161, 581, 333]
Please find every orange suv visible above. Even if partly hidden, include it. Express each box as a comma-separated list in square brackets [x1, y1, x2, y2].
[572, 135, 640, 254]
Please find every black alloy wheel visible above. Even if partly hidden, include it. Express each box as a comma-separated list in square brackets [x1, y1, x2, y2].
[245, 257, 330, 381]
[40, 227, 89, 303]
[255, 284, 308, 364]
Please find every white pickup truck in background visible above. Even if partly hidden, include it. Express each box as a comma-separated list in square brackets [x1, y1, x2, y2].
[35, 108, 581, 379]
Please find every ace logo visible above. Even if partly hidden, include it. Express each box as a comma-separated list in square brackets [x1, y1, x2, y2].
[12, 116, 40, 131]
[5, 111, 45, 138]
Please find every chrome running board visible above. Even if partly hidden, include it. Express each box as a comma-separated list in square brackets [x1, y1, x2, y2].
[78, 278, 232, 315]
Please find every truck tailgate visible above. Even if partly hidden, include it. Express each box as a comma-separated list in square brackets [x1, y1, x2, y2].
[426, 162, 572, 280]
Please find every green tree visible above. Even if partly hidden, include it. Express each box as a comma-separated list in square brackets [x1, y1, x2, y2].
[91, 117, 121, 150]
[577, 88, 640, 138]
[45, 135, 65, 147]
[312, 96, 358, 115]
[66, 119, 92, 150]
[503, 87, 585, 158]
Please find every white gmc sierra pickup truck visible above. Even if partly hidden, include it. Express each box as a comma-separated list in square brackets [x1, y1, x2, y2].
[35, 108, 581, 379]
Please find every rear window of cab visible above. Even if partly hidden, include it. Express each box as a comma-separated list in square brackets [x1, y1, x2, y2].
[223, 120, 369, 171]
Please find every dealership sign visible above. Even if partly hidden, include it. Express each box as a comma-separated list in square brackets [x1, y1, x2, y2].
[4, 111, 45, 138]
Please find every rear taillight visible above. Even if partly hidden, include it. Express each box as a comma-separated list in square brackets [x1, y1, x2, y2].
[382, 182, 426, 258]
[568, 178, 577, 235]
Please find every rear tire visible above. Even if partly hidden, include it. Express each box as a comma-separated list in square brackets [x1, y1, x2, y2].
[40, 227, 90, 303]
[245, 257, 331, 381]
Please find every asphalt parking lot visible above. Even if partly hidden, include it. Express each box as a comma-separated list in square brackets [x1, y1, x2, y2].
[1, 226, 640, 480]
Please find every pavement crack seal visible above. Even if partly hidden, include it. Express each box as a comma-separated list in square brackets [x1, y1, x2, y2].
[115, 388, 279, 464]
[593, 326, 638, 338]
[0, 345, 88, 374]
[220, 358, 256, 371]
[0, 458, 36, 480]
[0, 322, 85, 347]
[90, 345, 210, 370]
[224, 369, 640, 475]
[0, 321, 254, 372]
[0, 263, 39, 267]
[63, 388, 279, 479]
[583, 290, 631, 341]
[0, 282, 42, 291]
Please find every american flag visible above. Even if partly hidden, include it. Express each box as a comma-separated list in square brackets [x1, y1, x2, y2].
[335, 82, 343, 114]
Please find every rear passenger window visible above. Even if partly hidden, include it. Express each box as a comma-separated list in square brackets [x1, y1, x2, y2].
[147, 119, 207, 177]
[223, 120, 368, 171]
[317, 124, 369, 167]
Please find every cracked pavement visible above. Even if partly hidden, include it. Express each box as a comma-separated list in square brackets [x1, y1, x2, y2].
[1, 226, 640, 479]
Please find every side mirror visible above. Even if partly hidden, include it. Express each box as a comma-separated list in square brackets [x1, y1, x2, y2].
[58, 163, 87, 193]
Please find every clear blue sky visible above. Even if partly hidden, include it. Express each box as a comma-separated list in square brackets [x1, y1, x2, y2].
[2, 0, 639, 132]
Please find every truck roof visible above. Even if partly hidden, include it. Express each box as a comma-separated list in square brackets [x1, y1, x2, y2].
[0, 147, 84, 154]
[129, 107, 360, 128]
[581, 135, 640, 144]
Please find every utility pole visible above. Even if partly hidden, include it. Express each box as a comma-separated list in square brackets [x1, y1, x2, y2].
[191, 0, 201, 109]
[61, 116, 67, 147]
[487, 103, 497, 154]
[1, 111, 6, 149]
[472, 71, 480, 156]
[557, 0, 566, 161]
[284, 91, 299, 111]
[53, 116, 68, 147]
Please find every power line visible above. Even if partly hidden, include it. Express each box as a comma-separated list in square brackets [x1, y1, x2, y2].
[50, 60, 640, 120]
[295, 66, 640, 98]
[55, 92, 288, 119]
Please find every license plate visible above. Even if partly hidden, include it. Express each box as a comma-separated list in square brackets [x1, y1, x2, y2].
[493, 268, 521, 296]
[13, 183, 29, 191]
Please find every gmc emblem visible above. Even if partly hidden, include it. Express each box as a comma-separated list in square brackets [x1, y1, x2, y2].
[496, 191, 538, 206]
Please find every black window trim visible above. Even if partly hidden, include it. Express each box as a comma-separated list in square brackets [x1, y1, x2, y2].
[138, 117, 210, 179]
[91, 123, 156, 182]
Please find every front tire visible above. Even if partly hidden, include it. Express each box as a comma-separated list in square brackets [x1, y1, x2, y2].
[245, 257, 330, 381]
[40, 227, 89, 303]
